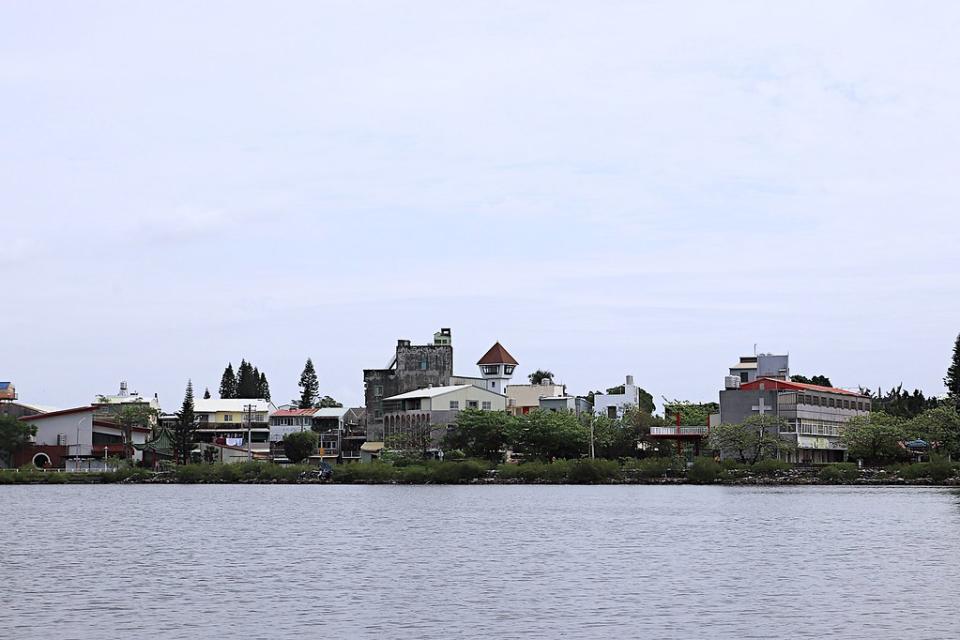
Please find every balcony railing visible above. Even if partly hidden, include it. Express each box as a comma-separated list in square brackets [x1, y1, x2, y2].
[649, 426, 709, 437]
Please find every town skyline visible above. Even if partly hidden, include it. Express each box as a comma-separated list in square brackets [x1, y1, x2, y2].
[3, 2, 958, 410]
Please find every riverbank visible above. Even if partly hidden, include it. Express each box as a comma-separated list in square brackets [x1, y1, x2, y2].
[2, 459, 959, 486]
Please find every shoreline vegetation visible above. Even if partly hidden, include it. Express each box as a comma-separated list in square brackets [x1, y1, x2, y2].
[2, 458, 959, 486]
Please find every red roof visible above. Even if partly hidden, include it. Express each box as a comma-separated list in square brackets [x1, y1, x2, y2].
[271, 408, 318, 417]
[740, 377, 865, 397]
[477, 342, 518, 366]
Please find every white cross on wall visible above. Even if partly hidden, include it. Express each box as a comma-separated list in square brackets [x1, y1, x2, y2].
[752, 397, 770, 415]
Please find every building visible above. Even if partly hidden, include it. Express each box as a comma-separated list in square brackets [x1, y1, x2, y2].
[593, 375, 641, 420]
[505, 381, 565, 416]
[15, 406, 150, 469]
[363, 329, 455, 440]
[92, 381, 161, 430]
[476, 342, 517, 394]
[539, 395, 593, 416]
[0, 381, 16, 401]
[269, 406, 360, 463]
[719, 377, 871, 464]
[193, 398, 277, 456]
[0, 401, 57, 420]
[381, 384, 507, 451]
[728, 353, 790, 385]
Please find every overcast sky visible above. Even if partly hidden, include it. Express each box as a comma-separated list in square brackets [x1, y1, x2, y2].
[2, 1, 958, 412]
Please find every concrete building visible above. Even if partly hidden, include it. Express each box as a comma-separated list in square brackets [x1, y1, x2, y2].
[593, 375, 641, 420]
[728, 354, 790, 385]
[92, 381, 161, 428]
[476, 342, 517, 394]
[505, 381, 565, 416]
[14, 406, 150, 469]
[381, 384, 507, 451]
[719, 377, 871, 464]
[193, 398, 277, 455]
[363, 328, 455, 440]
[539, 395, 593, 416]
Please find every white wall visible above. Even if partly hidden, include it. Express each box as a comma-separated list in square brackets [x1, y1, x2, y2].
[31, 412, 94, 456]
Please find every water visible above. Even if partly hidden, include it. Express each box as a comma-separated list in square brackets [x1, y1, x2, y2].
[2, 485, 959, 639]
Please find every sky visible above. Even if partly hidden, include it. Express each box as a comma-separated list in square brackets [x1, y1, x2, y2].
[2, 1, 959, 412]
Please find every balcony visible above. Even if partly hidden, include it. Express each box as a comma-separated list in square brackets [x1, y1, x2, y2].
[650, 426, 709, 437]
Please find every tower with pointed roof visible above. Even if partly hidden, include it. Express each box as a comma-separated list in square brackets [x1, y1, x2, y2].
[477, 342, 518, 395]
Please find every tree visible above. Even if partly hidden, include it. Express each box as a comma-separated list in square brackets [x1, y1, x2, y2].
[445, 409, 517, 461]
[283, 430, 319, 464]
[318, 395, 342, 408]
[840, 413, 908, 465]
[510, 410, 589, 461]
[792, 374, 833, 387]
[528, 369, 554, 385]
[115, 404, 156, 462]
[663, 400, 719, 426]
[172, 380, 198, 465]
[907, 406, 960, 460]
[203, 387, 211, 400]
[0, 415, 36, 467]
[709, 416, 793, 464]
[946, 332, 960, 408]
[298, 358, 319, 409]
[861, 385, 938, 419]
[219, 363, 237, 399]
[810, 375, 833, 387]
[258, 373, 271, 402]
[235, 360, 260, 398]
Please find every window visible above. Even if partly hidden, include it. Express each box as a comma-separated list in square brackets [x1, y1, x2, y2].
[467, 400, 479, 409]
[420, 357, 429, 370]
[223, 414, 233, 422]
[374, 385, 383, 398]
[491, 381, 496, 389]
[607, 406, 618, 419]
[482, 365, 500, 375]
[740, 372, 749, 383]
[482, 401, 492, 410]
[504, 366, 515, 375]
[449, 401, 460, 410]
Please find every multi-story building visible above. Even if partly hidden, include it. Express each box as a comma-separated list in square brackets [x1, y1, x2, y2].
[92, 381, 161, 427]
[539, 395, 593, 416]
[728, 353, 790, 385]
[593, 375, 641, 420]
[381, 384, 507, 451]
[719, 377, 871, 464]
[505, 381, 565, 416]
[193, 398, 277, 455]
[363, 329, 455, 440]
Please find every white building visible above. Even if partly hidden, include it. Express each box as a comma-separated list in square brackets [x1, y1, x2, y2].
[476, 342, 518, 395]
[593, 375, 641, 420]
[17, 406, 150, 469]
[380, 384, 507, 449]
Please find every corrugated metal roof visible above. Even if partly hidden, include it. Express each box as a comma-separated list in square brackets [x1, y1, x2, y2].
[383, 385, 473, 400]
[193, 399, 277, 413]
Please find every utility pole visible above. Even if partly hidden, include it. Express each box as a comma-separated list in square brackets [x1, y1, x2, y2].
[244, 404, 255, 461]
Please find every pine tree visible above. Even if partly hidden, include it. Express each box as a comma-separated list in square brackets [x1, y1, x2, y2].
[203, 387, 211, 400]
[258, 372, 271, 401]
[236, 360, 260, 398]
[947, 333, 960, 407]
[172, 380, 197, 465]
[298, 358, 319, 409]
[219, 363, 237, 399]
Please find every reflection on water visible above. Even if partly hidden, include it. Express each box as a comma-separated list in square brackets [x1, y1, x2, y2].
[2, 485, 959, 640]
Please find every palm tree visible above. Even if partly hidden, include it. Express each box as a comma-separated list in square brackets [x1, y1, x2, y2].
[528, 369, 554, 385]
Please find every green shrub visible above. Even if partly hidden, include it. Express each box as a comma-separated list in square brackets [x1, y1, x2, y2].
[431, 460, 487, 483]
[687, 457, 721, 484]
[333, 462, 397, 483]
[397, 465, 431, 483]
[623, 457, 672, 479]
[819, 463, 859, 482]
[751, 459, 793, 475]
[566, 459, 620, 484]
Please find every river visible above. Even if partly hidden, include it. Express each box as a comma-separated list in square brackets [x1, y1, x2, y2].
[2, 485, 958, 639]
